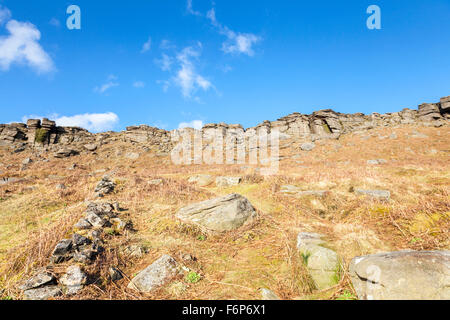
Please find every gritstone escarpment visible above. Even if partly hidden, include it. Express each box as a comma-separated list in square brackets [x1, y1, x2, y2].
[1, 96, 449, 154]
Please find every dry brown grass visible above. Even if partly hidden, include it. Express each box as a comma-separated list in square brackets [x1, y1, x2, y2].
[0, 124, 448, 300]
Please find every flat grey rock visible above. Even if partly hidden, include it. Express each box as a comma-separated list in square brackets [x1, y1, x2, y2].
[176, 194, 257, 232]
[355, 189, 390, 201]
[128, 255, 181, 293]
[23, 285, 62, 300]
[349, 250, 450, 300]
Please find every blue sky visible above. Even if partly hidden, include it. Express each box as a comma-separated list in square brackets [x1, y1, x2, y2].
[0, 0, 449, 132]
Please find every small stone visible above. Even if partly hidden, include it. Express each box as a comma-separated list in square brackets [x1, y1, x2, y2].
[261, 288, 281, 300]
[23, 286, 62, 300]
[22, 158, 33, 165]
[74, 219, 92, 230]
[84, 144, 97, 152]
[52, 239, 72, 256]
[59, 265, 87, 296]
[126, 152, 140, 160]
[19, 270, 55, 291]
[215, 177, 242, 187]
[301, 142, 316, 151]
[72, 233, 91, 247]
[109, 267, 123, 281]
[355, 189, 390, 201]
[85, 212, 107, 228]
[56, 184, 66, 190]
[148, 179, 163, 186]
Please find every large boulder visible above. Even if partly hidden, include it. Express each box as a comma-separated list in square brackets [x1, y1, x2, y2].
[297, 233, 340, 290]
[127, 255, 181, 293]
[349, 250, 450, 300]
[176, 194, 257, 232]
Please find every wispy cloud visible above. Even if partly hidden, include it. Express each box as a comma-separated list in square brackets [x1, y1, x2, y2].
[0, 5, 11, 25]
[141, 37, 152, 53]
[94, 75, 119, 94]
[49, 18, 60, 27]
[0, 6, 55, 73]
[160, 39, 175, 50]
[133, 81, 145, 88]
[154, 53, 173, 71]
[186, 0, 201, 16]
[206, 8, 261, 56]
[22, 112, 119, 133]
[157, 44, 213, 100]
[178, 120, 204, 130]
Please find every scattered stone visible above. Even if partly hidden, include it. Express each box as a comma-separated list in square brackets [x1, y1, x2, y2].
[354, 189, 390, 201]
[176, 194, 257, 232]
[367, 159, 387, 165]
[215, 176, 242, 187]
[123, 245, 147, 259]
[111, 217, 127, 232]
[56, 184, 66, 190]
[109, 267, 123, 282]
[128, 255, 181, 293]
[54, 148, 79, 158]
[261, 288, 281, 300]
[149, 179, 163, 185]
[19, 270, 55, 291]
[280, 185, 329, 198]
[188, 174, 214, 187]
[84, 144, 97, 152]
[349, 250, 450, 300]
[126, 152, 140, 160]
[22, 158, 32, 165]
[300, 142, 316, 151]
[297, 233, 340, 290]
[23, 286, 62, 300]
[59, 265, 87, 296]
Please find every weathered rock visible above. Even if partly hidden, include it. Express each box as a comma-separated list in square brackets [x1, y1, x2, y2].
[19, 270, 55, 291]
[126, 152, 140, 160]
[176, 194, 257, 232]
[188, 174, 214, 187]
[54, 148, 79, 158]
[354, 189, 390, 201]
[127, 255, 181, 292]
[52, 239, 72, 257]
[23, 285, 62, 300]
[280, 185, 329, 198]
[84, 143, 97, 152]
[349, 250, 450, 300]
[215, 176, 242, 187]
[297, 233, 340, 290]
[72, 233, 91, 247]
[74, 218, 92, 230]
[59, 265, 87, 295]
[22, 158, 33, 165]
[85, 212, 107, 228]
[300, 142, 316, 151]
[261, 288, 281, 300]
[94, 176, 115, 197]
[109, 267, 124, 282]
[367, 159, 387, 165]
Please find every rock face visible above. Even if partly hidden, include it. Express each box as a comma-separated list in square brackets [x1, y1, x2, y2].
[1, 96, 448, 153]
[176, 194, 257, 232]
[297, 233, 340, 290]
[349, 251, 450, 300]
[128, 255, 181, 293]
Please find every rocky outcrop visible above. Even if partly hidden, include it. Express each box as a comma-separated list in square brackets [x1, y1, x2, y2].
[176, 194, 257, 232]
[1, 95, 448, 152]
[349, 250, 450, 300]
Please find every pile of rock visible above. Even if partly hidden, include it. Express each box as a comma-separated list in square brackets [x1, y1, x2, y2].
[20, 202, 127, 300]
[94, 175, 115, 197]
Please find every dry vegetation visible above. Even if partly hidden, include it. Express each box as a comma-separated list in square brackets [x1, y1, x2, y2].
[0, 125, 448, 300]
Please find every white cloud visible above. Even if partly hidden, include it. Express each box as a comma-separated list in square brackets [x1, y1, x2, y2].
[160, 39, 175, 50]
[154, 53, 173, 71]
[133, 81, 145, 88]
[0, 5, 11, 25]
[173, 45, 212, 98]
[141, 37, 152, 53]
[22, 112, 119, 133]
[206, 8, 261, 57]
[186, 0, 201, 16]
[178, 120, 203, 130]
[94, 75, 119, 94]
[0, 17, 55, 73]
[49, 18, 60, 27]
